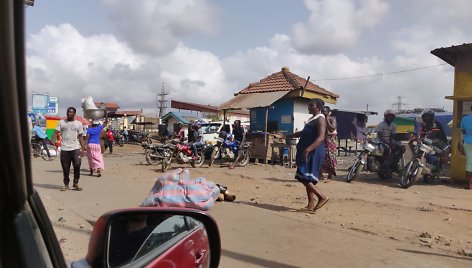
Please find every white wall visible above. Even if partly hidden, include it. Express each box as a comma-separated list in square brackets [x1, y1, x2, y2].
[293, 100, 312, 133]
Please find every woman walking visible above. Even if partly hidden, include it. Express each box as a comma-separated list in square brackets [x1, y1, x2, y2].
[321, 106, 337, 182]
[287, 98, 329, 212]
[86, 119, 107, 177]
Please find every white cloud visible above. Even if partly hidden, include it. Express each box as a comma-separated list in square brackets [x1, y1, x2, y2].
[292, 0, 389, 54]
[102, 0, 221, 56]
[26, 23, 229, 115]
[26, 0, 467, 122]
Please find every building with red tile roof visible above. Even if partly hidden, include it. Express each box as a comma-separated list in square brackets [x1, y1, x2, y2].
[220, 67, 339, 134]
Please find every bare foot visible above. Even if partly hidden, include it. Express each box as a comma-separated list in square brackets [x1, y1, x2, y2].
[298, 206, 315, 212]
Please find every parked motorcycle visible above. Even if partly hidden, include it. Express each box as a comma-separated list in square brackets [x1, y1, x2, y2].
[128, 130, 152, 144]
[161, 140, 206, 172]
[399, 138, 450, 189]
[209, 132, 251, 167]
[142, 143, 168, 166]
[346, 137, 405, 182]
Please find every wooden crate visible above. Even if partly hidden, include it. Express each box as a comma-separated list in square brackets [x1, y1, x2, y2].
[246, 133, 282, 162]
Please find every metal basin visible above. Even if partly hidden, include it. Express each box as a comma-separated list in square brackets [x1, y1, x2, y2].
[83, 109, 106, 120]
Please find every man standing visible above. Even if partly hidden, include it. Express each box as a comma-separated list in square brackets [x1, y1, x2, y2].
[123, 126, 129, 143]
[106, 128, 115, 154]
[52, 107, 86, 191]
[177, 123, 186, 142]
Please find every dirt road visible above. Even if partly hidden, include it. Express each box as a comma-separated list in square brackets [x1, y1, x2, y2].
[32, 145, 472, 267]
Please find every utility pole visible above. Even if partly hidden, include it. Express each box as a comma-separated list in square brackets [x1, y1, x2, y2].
[157, 83, 168, 118]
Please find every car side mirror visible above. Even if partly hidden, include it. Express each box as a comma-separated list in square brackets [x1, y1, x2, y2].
[80, 208, 221, 268]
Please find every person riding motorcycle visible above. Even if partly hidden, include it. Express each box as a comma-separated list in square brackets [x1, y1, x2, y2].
[411, 109, 449, 166]
[191, 122, 204, 160]
[376, 110, 405, 173]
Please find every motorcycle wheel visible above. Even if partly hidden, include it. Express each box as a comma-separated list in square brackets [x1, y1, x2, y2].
[209, 148, 220, 167]
[145, 150, 161, 165]
[346, 159, 363, 182]
[118, 140, 124, 147]
[191, 152, 205, 168]
[238, 151, 250, 167]
[400, 159, 423, 189]
[161, 157, 171, 172]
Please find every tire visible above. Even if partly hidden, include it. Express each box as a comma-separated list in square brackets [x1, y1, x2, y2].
[238, 151, 250, 167]
[161, 150, 173, 172]
[400, 159, 422, 189]
[145, 150, 160, 165]
[209, 148, 219, 167]
[192, 152, 205, 168]
[118, 140, 124, 147]
[346, 159, 363, 182]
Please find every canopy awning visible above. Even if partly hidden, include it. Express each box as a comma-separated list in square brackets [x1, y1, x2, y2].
[219, 91, 289, 110]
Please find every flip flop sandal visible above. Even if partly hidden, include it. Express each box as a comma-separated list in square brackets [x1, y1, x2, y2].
[297, 207, 315, 212]
[314, 198, 329, 210]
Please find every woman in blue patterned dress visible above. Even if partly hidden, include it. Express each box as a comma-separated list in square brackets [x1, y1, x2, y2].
[287, 98, 329, 211]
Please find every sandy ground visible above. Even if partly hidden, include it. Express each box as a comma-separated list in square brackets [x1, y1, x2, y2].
[32, 144, 472, 267]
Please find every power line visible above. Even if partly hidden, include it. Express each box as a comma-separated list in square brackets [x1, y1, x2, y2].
[311, 63, 450, 82]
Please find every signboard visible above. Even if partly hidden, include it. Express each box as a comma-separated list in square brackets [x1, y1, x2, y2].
[47, 96, 58, 115]
[32, 93, 59, 116]
[32, 93, 48, 115]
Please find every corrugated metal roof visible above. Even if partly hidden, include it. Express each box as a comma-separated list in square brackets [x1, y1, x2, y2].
[219, 91, 289, 110]
[431, 43, 472, 67]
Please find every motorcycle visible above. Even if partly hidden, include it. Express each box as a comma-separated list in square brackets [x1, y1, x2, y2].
[346, 137, 405, 182]
[128, 131, 152, 144]
[209, 132, 251, 167]
[113, 131, 125, 147]
[161, 140, 206, 172]
[142, 143, 168, 166]
[31, 138, 58, 161]
[399, 138, 450, 189]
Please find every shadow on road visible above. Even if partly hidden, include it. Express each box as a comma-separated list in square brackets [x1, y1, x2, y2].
[262, 177, 295, 183]
[222, 249, 299, 268]
[237, 201, 295, 212]
[397, 249, 472, 261]
[34, 183, 62, 190]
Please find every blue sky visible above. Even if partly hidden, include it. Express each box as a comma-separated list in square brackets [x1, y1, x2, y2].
[24, 0, 472, 122]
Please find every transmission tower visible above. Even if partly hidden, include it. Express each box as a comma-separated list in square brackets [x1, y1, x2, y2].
[392, 96, 409, 113]
[157, 83, 168, 118]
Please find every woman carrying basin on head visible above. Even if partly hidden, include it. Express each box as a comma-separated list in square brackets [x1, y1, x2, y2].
[86, 116, 108, 177]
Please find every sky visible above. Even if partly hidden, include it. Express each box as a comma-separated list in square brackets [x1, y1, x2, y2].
[25, 0, 472, 123]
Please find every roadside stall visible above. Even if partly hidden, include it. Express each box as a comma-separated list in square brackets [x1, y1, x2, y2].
[432, 43, 472, 182]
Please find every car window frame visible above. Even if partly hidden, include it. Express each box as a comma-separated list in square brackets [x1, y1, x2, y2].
[0, 1, 67, 267]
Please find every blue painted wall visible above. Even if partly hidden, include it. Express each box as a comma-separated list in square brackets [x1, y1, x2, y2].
[249, 98, 294, 133]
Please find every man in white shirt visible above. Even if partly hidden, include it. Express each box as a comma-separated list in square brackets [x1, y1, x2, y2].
[52, 107, 86, 191]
